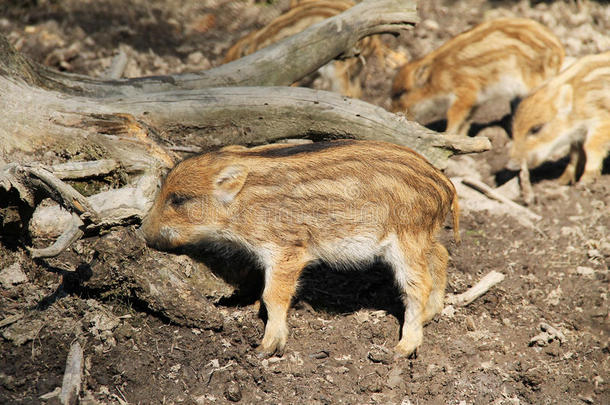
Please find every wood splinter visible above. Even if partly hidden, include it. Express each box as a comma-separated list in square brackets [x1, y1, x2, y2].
[446, 270, 505, 307]
[59, 341, 84, 405]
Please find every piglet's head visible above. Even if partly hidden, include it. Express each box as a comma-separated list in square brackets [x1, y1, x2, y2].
[140, 154, 248, 251]
[509, 84, 574, 170]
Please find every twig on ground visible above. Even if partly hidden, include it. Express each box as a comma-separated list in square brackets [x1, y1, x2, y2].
[59, 340, 84, 405]
[168, 145, 203, 154]
[0, 313, 24, 328]
[461, 177, 540, 221]
[460, 177, 547, 237]
[446, 270, 505, 307]
[26, 166, 100, 223]
[103, 48, 128, 80]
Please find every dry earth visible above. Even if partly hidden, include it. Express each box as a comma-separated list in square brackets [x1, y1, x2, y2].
[1, 1, 609, 404]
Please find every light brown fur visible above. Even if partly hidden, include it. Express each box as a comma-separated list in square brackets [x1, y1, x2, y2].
[223, 0, 386, 98]
[510, 51, 610, 184]
[141, 140, 459, 357]
[391, 18, 564, 135]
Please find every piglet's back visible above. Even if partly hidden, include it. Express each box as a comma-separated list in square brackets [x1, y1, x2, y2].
[218, 140, 457, 239]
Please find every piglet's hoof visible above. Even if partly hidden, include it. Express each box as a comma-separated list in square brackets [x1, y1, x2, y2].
[393, 341, 419, 360]
[256, 342, 285, 358]
[393, 348, 418, 362]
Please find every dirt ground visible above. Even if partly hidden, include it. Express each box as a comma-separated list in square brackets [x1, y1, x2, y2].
[1, 0, 609, 404]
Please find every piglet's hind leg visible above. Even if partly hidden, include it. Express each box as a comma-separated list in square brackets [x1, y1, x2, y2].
[383, 235, 432, 357]
[423, 242, 448, 324]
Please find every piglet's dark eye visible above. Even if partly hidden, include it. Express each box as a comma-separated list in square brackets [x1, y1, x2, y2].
[528, 124, 543, 135]
[168, 193, 192, 207]
[391, 89, 406, 100]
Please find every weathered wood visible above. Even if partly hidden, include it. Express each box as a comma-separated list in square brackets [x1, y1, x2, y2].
[29, 213, 84, 259]
[59, 341, 83, 405]
[519, 160, 535, 205]
[461, 177, 541, 221]
[49, 159, 119, 180]
[1, 77, 490, 172]
[446, 271, 505, 307]
[0, 0, 418, 98]
[0, 0, 489, 173]
[110, 86, 490, 168]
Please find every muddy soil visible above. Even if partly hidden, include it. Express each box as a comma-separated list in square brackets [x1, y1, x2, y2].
[1, 1, 608, 404]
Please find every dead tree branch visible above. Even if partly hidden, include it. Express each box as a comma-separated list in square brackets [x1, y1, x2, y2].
[8, 0, 418, 98]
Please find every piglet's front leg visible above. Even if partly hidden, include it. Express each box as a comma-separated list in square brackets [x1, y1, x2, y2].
[578, 125, 609, 185]
[257, 250, 307, 357]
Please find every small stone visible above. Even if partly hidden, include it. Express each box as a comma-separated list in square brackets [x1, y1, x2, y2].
[386, 367, 404, 389]
[368, 345, 393, 364]
[465, 316, 476, 331]
[421, 19, 439, 31]
[442, 305, 455, 318]
[576, 266, 595, 277]
[0, 263, 27, 288]
[187, 51, 210, 69]
[363, 376, 384, 393]
[115, 323, 133, 341]
[2, 319, 43, 346]
[310, 350, 329, 359]
[331, 366, 349, 374]
[224, 381, 242, 402]
[544, 341, 561, 357]
[89, 313, 119, 335]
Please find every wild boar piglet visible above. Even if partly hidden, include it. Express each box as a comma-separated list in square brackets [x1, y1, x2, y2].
[141, 140, 460, 357]
[391, 18, 564, 136]
[509, 51, 610, 185]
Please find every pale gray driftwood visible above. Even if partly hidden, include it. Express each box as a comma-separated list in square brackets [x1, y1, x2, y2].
[59, 341, 84, 405]
[446, 270, 506, 307]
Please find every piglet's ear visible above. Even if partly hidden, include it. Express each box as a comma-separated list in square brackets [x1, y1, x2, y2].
[213, 165, 248, 204]
[555, 84, 573, 117]
[414, 63, 431, 88]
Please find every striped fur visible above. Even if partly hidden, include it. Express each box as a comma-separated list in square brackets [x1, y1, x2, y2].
[223, 0, 386, 98]
[391, 18, 564, 135]
[510, 51, 610, 184]
[141, 140, 459, 357]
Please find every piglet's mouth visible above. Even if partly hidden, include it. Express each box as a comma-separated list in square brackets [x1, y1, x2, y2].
[138, 223, 182, 252]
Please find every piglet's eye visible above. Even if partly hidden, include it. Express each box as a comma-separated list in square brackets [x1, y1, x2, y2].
[391, 89, 406, 100]
[168, 193, 192, 207]
[528, 124, 543, 135]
